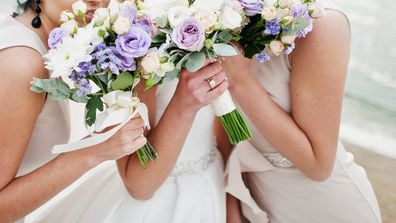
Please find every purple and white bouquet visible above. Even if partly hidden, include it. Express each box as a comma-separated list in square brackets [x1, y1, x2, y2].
[138, 0, 253, 144]
[238, 0, 325, 61]
[31, 0, 158, 168]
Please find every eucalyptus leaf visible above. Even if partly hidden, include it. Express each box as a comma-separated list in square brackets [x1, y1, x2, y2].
[185, 52, 206, 72]
[154, 17, 168, 28]
[212, 43, 238, 56]
[164, 69, 180, 81]
[111, 72, 134, 90]
[70, 89, 89, 103]
[30, 77, 70, 100]
[176, 53, 191, 70]
[152, 33, 166, 44]
[217, 30, 233, 43]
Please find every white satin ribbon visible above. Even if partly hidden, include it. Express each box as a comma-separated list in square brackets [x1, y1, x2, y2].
[52, 90, 150, 154]
[211, 90, 236, 117]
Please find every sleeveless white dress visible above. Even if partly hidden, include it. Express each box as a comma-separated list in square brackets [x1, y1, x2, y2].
[224, 7, 382, 223]
[29, 79, 226, 222]
[0, 16, 71, 222]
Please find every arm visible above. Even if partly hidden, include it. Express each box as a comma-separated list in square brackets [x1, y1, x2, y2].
[214, 120, 244, 223]
[0, 47, 146, 222]
[117, 62, 229, 200]
[223, 11, 350, 181]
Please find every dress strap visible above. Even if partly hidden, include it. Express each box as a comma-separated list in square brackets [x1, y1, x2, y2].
[0, 16, 47, 56]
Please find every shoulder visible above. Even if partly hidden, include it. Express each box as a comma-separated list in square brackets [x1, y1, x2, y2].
[0, 46, 48, 82]
[290, 10, 351, 67]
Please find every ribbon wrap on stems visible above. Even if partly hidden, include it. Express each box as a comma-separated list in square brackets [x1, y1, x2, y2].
[52, 90, 150, 154]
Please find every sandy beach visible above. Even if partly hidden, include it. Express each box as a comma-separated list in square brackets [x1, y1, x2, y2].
[343, 141, 396, 223]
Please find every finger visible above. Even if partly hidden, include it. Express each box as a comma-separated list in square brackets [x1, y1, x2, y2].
[129, 136, 147, 154]
[197, 71, 227, 93]
[206, 79, 229, 99]
[127, 128, 145, 140]
[124, 117, 145, 130]
[194, 62, 223, 81]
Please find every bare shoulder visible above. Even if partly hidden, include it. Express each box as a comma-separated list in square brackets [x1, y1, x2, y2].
[290, 10, 351, 68]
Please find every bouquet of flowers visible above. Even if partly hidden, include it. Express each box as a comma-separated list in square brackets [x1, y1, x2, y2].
[137, 0, 253, 144]
[238, 0, 324, 61]
[31, 0, 158, 168]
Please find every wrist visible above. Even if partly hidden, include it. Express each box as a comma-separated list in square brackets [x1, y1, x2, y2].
[67, 147, 103, 170]
[170, 93, 200, 117]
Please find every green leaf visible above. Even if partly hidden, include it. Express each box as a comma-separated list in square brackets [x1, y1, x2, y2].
[30, 77, 70, 100]
[164, 69, 180, 81]
[185, 52, 206, 72]
[212, 43, 238, 57]
[111, 72, 134, 90]
[70, 89, 89, 103]
[176, 53, 191, 70]
[144, 74, 162, 90]
[154, 17, 168, 28]
[152, 33, 167, 44]
[85, 95, 104, 126]
[217, 30, 233, 43]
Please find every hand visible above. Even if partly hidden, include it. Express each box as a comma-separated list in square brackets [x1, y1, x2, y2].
[220, 42, 253, 89]
[173, 61, 229, 112]
[85, 116, 147, 163]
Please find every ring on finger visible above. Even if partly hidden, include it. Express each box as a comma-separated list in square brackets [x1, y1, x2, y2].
[206, 78, 216, 90]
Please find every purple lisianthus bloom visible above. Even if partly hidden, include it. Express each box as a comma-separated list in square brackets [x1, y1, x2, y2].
[171, 18, 205, 52]
[239, 0, 265, 16]
[120, 4, 137, 23]
[115, 26, 151, 58]
[48, 27, 67, 49]
[112, 47, 137, 71]
[256, 52, 271, 63]
[137, 15, 154, 36]
[264, 18, 280, 35]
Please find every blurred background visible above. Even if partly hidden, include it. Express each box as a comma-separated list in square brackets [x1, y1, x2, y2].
[1, 0, 395, 221]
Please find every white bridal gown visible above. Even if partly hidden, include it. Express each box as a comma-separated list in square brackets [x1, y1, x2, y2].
[0, 16, 71, 223]
[29, 79, 226, 222]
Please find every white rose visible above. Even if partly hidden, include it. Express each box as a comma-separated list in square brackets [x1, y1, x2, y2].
[193, 10, 218, 33]
[309, 2, 325, 19]
[96, 17, 111, 38]
[144, 6, 167, 21]
[93, 8, 110, 25]
[230, 1, 244, 14]
[192, 0, 224, 12]
[220, 7, 242, 30]
[269, 40, 285, 56]
[143, 0, 188, 10]
[112, 16, 132, 34]
[278, 0, 293, 9]
[141, 51, 161, 74]
[280, 35, 296, 44]
[108, 0, 121, 22]
[72, 0, 88, 16]
[60, 20, 78, 35]
[167, 6, 192, 28]
[277, 8, 290, 18]
[262, 6, 277, 21]
[120, 0, 137, 8]
[60, 11, 75, 23]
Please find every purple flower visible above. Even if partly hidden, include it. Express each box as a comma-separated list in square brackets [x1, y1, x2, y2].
[296, 21, 313, 38]
[137, 15, 154, 36]
[239, 0, 265, 16]
[78, 61, 95, 74]
[112, 47, 137, 71]
[171, 18, 205, 52]
[256, 52, 271, 63]
[48, 28, 67, 49]
[76, 79, 92, 96]
[264, 18, 280, 35]
[291, 5, 309, 18]
[120, 4, 137, 23]
[115, 26, 151, 58]
[283, 43, 295, 55]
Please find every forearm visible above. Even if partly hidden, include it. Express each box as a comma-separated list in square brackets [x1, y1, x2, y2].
[230, 79, 326, 178]
[117, 97, 197, 200]
[0, 149, 99, 222]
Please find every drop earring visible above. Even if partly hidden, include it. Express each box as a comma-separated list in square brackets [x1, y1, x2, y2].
[31, 0, 42, 28]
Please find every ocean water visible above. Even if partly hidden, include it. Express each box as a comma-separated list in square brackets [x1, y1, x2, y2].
[0, 0, 395, 158]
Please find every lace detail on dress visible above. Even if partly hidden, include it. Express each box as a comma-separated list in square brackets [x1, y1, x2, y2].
[170, 149, 217, 177]
[263, 153, 294, 168]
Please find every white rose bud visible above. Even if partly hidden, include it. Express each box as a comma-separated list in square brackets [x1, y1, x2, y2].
[60, 19, 78, 35]
[280, 35, 296, 44]
[94, 8, 110, 25]
[278, 0, 293, 9]
[193, 10, 218, 33]
[269, 40, 285, 56]
[112, 16, 132, 34]
[167, 6, 192, 28]
[141, 51, 161, 74]
[309, 2, 325, 19]
[144, 7, 168, 25]
[220, 7, 242, 30]
[160, 62, 176, 73]
[281, 15, 293, 25]
[262, 6, 277, 21]
[108, 0, 121, 22]
[72, 0, 88, 16]
[192, 0, 225, 12]
[60, 11, 75, 23]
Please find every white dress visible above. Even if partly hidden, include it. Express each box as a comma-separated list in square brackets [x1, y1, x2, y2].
[30, 78, 226, 222]
[0, 16, 71, 222]
[224, 7, 382, 223]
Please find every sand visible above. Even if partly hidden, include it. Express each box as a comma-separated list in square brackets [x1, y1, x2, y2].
[343, 141, 396, 223]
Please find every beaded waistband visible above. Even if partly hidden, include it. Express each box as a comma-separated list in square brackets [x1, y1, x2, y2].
[170, 150, 217, 177]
